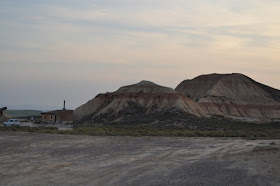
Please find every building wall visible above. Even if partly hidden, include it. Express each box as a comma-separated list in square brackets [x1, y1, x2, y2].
[57, 111, 73, 123]
[41, 114, 56, 123]
[41, 110, 73, 124]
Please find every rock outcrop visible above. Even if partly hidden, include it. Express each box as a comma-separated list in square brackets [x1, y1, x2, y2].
[0, 107, 8, 123]
[175, 73, 280, 122]
[74, 81, 207, 123]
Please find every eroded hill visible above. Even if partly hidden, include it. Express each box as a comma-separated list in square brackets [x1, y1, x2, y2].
[74, 81, 207, 123]
[74, 74, 280, 124]
[176, 73, 280, 122]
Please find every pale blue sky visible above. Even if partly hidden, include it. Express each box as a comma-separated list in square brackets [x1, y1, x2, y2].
[1, 0, 280, 110]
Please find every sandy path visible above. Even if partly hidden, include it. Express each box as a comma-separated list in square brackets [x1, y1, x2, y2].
[0, 132, 279, 185]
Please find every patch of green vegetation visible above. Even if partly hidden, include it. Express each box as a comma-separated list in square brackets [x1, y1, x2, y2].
[4, 110, 42, 118]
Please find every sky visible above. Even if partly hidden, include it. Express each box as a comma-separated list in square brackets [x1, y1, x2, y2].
[1, 0, 280, 110]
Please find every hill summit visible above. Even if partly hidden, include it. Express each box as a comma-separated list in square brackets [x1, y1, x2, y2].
[115, 80, 175, 94]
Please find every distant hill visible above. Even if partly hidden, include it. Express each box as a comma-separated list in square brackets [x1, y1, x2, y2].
[5, 110, 42, 118]
[1, 104, 61, 111]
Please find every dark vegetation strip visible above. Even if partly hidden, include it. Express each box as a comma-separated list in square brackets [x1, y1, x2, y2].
[1, 124, 280, 139]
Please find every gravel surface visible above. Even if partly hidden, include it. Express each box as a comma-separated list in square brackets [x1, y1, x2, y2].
[0, 132, 279, 185]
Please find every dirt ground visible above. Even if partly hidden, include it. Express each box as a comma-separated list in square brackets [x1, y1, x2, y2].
[0, 132, 279, 185]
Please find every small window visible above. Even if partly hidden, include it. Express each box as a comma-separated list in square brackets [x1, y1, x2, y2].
[44, 116, 47, 119]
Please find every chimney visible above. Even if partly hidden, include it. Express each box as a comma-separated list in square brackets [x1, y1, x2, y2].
[63, 100, 66, 110]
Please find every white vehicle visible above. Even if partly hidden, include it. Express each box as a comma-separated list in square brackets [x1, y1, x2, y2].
[4, 119, 20, 126]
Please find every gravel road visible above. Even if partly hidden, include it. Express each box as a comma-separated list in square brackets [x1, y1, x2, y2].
[0, 132, 279, 185]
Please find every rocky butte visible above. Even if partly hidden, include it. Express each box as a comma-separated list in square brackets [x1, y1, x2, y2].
[74, 73, 280, 124]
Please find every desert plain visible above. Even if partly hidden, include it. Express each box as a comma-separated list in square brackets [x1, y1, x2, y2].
[0, 132, 280, 185]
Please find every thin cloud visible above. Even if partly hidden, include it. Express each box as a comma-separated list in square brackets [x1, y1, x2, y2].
[1, 0, 280, 108]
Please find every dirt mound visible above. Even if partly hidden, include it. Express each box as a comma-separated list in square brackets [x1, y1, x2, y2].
[74, 81, 207, 123]
[175, 73, 280, 122]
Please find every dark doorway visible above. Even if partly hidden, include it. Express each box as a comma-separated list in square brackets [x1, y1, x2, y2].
[54, 115, 57, 123]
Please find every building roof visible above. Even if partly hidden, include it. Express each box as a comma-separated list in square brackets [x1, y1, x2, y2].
[41, 109, 73, 115]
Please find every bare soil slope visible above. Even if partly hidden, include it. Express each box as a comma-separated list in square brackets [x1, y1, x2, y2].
[74, 81, 207, 123]
[176, 73, 280, 122]
[75, 73, 280, 124]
